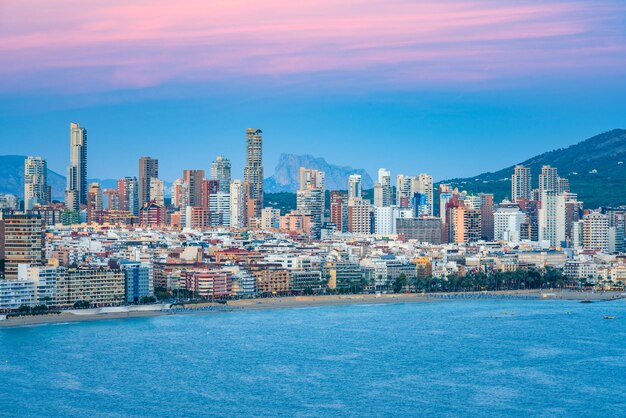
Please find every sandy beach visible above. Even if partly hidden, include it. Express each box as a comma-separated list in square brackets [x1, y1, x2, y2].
[1, 290, 623, 328]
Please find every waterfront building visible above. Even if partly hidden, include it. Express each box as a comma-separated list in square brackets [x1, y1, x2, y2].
[121, 261, 153, 303]
[0, 214, 45, 280]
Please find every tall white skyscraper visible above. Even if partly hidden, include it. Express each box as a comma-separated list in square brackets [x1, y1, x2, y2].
[538, 191, 567, 247]
[396, 175, 412, 206]
[230, 180, 245, 228]
[348, 174, 362, 199]
[24, 156, 49, 210]
[511, 165, 531, 201]
[65, 122, 87, 211]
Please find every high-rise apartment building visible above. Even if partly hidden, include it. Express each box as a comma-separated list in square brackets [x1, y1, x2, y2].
[396, 175, 412, 207]
[348, 174, 362, 199]
[479, 193, 494, 241]
[583, 212, 609, 253]
[230, 180, 245, 229]
[103, 189, 120, 211]
[0, 214, 45, 279]
[374, 168, 392, 207]
[330, 191, 348, 233]
[538, 165, 559, 200]
[171, 178, 188, 208]
[87, 183, 103, 223]
[149, 178, 165, 206]
[538, 190, 567, 247]
[117, 177, 139, 216]
[297, 188, 324, 239]
[211, 156, 232, 193]
[493, 203, 525, 242]
[138, 157, 158, 209]
[244, 129, 263, 219]
[65, 122, 88, 211]
[511, 165, 531, 202]
[183, 169, 205, 208]
[413, 174, 433, 216]
[24, 156, 49, 210]
[347, 197, 371, 235]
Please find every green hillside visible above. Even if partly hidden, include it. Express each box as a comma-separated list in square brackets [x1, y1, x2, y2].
[441, 129, 626, 208]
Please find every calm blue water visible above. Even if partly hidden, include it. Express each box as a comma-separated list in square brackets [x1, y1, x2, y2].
[1, 300, 626, 417]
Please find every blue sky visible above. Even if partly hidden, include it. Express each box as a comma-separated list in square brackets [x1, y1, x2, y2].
[0, 0, 625, 182]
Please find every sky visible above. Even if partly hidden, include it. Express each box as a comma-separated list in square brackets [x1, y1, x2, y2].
[0, 0, 625, 182]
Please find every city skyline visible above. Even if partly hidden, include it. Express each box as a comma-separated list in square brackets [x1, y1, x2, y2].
[1, 1, 625, 180]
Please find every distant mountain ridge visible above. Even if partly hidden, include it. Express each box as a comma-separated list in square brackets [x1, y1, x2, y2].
[442, 129, 626, 207]
[0, 155, 133, 199]
[264, 153, 373, 193]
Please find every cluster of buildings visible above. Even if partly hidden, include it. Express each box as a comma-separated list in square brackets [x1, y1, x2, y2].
[1, 123, 625, 310]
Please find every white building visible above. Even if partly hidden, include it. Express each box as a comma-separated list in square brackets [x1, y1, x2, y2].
[210, 192, 231, 227]
[539, 191, 567, 247]
[149, 177, 165, 206]
[348, 174, 362, 199]
[493, 205, 525, 242]
[229, 180, 245, 228]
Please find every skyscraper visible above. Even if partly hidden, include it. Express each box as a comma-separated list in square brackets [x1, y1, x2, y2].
[374, 168, 391, 207]
[65, 122, 87, 211]
[87, 183, 103, 223]
[183, 169, 205, 208]
[138, 157, 158, 209]
[24, 156, 49, 210]
[117, 177, 139, 216]
[511, 165, 531, 202]
[538, 165, 559, 199]
[230, 180, 245, 228]
[414, 174, 433, 216]
[211, 156, 232, 193]
[297, 168, 325, 239]
[244, 129, 263, 219]
[348, 174, 362, 199]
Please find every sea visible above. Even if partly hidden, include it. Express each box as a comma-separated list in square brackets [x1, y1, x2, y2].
[1, 299, 625, 417]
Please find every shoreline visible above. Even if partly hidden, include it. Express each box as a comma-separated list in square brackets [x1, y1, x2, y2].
[1, 290, 623, 328]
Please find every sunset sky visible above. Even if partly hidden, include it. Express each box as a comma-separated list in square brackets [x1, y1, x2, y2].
[1, 0, 625, 181]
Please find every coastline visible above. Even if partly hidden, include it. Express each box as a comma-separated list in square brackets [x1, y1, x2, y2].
[1, 290, 623, 328]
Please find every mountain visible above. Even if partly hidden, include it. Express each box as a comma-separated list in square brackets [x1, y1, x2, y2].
[0, 155, 157, 199]
[441, 129, 626, 208]
[0, 155, 66, 199]
[264, 153, 374, 193]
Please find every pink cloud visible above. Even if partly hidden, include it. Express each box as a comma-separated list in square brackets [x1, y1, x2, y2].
[0, 0, 624, 93]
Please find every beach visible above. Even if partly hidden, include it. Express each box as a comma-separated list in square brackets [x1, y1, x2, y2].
[0, 290, 623, 328]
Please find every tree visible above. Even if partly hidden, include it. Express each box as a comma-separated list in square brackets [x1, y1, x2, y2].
[393, 273, 408, 293]
[73, 300, 91, 309]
